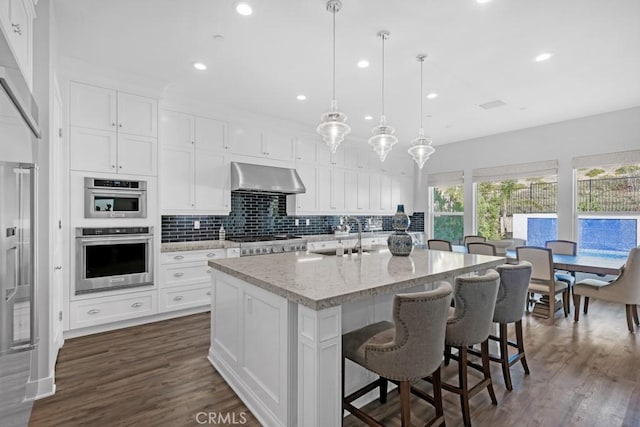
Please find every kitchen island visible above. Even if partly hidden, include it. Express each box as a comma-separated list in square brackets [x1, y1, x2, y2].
[208, 247, 505, 427]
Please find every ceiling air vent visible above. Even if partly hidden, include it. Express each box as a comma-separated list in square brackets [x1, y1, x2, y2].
[479, 100, 506, 110]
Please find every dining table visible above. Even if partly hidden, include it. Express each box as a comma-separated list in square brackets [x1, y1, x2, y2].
[505, 250, 626, 276]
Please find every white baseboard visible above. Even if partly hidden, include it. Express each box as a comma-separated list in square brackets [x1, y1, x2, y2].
[27, 372, 57, 401]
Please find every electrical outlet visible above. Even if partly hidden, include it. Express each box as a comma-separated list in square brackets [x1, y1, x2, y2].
[294, 219, 299, 226]
[305, 219, 310, 226]
[194, 220, 200, 230]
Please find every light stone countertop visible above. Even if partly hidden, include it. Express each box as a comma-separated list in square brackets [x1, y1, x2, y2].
[208, 247, 506, 310]
[301, 231, 392, 243]
[161, 240, 240, 252]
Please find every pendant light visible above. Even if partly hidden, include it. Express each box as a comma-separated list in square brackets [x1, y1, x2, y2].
[317, 0, 351, 154]
[408, 54, 435, 169]
[368, 30, 397, 162]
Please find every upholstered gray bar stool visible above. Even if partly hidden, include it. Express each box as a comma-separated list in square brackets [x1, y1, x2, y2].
[439, 271, 500, 427]
[342, 283, 453, 427]
[470, 262, 532, 391]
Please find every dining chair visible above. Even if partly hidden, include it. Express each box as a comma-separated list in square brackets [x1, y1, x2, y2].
[436, 271, 500, 427]
[342, 283, 452, 427]
[573, 247, 640, 333]
[467, 242, 497, 256]
[428, 239, 453, 251]
[545, 240, 577, 297]
[516, 246, 569, 324]
[463, 235, 486, 246]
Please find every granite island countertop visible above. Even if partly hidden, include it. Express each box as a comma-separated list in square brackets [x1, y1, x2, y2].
[161, 240, 240, 252]
[208, 247, 505, 310]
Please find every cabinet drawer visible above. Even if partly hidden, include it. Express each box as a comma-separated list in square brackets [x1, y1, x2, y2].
[70, 291, 157, 329]
[161, 249, 226, 264]
[160, 262, 212, 287]
[160, 283, 211, 312]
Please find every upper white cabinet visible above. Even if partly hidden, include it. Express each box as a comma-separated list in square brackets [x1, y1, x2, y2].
[0, 0, 35, 88]
[159, 109, 230, 213]
[294, 138, 317, 163]
[229, 124, 294, 162]
[69, 82, 158, 176]
[317, 145, 345, 167]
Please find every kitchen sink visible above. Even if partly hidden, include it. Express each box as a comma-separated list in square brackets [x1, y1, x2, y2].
[310, 248, 374, 256]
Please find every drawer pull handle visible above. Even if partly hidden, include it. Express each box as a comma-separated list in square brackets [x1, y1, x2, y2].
[206, 269, 212, 274]
[173, 296, 184, 301]
[87, 309, 101, 315]
[131, 302, 143, 308]
[173, 272, 184, 277]
[206, 253, 216, 257]
[173, 255, 184, 260]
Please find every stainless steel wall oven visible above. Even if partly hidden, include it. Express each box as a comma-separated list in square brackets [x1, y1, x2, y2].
[84, 177, 147, 218]
[75, 227, 153, 295]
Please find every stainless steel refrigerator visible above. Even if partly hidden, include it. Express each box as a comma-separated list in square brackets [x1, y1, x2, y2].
[1, 22, 40, 427]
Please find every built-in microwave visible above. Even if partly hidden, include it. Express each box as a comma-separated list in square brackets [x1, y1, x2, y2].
[75, 227, 153, 295]
[84, 177, 147, 218]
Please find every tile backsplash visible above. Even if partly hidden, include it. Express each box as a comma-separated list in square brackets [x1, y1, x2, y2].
[161, 192, 424, 242]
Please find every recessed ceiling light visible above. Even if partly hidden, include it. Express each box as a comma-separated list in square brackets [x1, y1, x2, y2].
[427, 93, 438, 99]
[476, 0, 492, 3]
[357, 60, 369, 68]
[193, 62, 207, 71]
[296, 94, 307, 101]
[364, 115, 373, 120]
[534, 52, 553, 62]
[235, 2, 253, 16]
[212, 34, 225, 42]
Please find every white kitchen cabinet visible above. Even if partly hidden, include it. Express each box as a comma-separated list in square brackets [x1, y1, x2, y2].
[0, 0, 35, 87]
[229, 123, 294, 162]
[369, 173, 381, 213]
[379, 174, 393, 212]
[356, 171, 369, 211]
[160, 110, 227, 152]
[160, 248, 238, 313]
[317, 166, 331, 212]
[69, 290, 157, 330]
[317, 145, 345, 167]
[160, 145, 229, 214]
[70, 82, 158, 176]
[391, 174, 414, 214]
[294, 137, 317, 163]
[344, 170, 358, 213]
[294, 165, 317, 213]
[345, 145, 370, 170]
[331, 167, 345, 211]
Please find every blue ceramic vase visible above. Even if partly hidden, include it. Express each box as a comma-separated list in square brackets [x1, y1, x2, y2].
[387, 204, 413, 256]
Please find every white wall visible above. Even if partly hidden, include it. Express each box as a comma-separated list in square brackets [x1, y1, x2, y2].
[419, 106, 640, 240]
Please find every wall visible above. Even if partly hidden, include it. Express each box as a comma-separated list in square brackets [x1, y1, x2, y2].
[419, 106, 640, 241]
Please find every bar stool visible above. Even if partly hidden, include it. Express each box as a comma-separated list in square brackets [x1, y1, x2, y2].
[427, 239, 453, 251]
[470, 262, 532, 390]
[438, 271, 500, 427]
[342, 283, 453, 427]
[463, 235, 486, 246]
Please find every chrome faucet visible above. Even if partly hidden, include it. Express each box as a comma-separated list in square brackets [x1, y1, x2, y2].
[344, 216, 362, 254]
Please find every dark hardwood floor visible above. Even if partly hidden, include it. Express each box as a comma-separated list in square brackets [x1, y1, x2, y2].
[30, 301, 640, 427]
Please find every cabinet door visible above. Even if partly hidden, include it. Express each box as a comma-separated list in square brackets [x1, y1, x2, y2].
[70, 127, 117, 173]
[117, 134, 157, 176]
[7, 0, 30, 83]
[295, 165, 317, 212]
[70, 82, 117, 131]
[117, 92, 158, 137]
[161, 146, 194, 211]
[391, 175, 404, 212]
[229, 123, 263, 157]
[196, 116, 227, 152]
[317, 146, 345, 167]
[294, 138, 317, 163]
[263, 130, 294, 161]
[346, 145, 370, 170]
[379, 174, 392, 212]
[331, 168, 345, 211]
[357, 172, 369, 211]
[160, 110, 194, 148]
[317, 166, 331, 212]
[195, 151, 230, 212]
[370, 174, 381, 213]
[344, 170, 358, 212]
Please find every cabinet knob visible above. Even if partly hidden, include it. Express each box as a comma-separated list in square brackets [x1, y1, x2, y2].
[87, 309, 101, 315]
[119, 124, 123, 128]
[131, 302, 143, 308]
[118, 165, 123, 169]
[206, 291, 211, 296]
[111, 122, 116, 127]
[111, 165, 116, 169]
[173, 296, 184, 301]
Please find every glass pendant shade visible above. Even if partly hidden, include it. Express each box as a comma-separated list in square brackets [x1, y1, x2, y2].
[368, 115, 398, 162]
[317, 100, 351, 154]
[408, 127, 435, 169]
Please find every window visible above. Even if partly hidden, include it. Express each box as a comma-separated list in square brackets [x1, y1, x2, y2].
[428, 171, 464, 245]
[573, 151, 640, 256]
[473, 160, 558, 245]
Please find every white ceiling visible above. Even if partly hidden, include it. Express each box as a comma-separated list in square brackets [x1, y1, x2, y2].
[54, 0, 640, 147]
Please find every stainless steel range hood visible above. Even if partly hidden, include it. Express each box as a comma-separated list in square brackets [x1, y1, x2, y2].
[230, 162, 306, 194]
